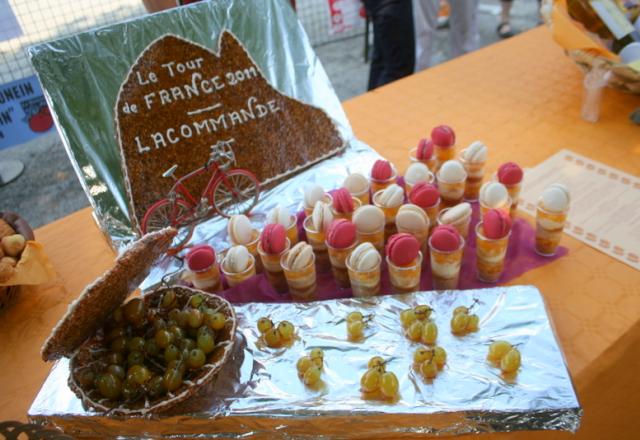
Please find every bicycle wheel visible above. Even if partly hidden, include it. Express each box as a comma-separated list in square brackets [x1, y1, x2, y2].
[211, 169, 260, 217]
[141, 198, 195, 250]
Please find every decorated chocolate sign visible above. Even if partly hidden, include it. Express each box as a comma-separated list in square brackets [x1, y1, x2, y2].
[116, 31, 345, 232]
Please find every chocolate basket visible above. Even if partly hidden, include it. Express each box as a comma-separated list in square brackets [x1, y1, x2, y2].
[40, 228, 237, 415]
[0, 211, 35, 311]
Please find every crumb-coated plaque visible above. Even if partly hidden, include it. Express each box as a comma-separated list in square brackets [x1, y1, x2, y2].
[116, 31, 345, 232]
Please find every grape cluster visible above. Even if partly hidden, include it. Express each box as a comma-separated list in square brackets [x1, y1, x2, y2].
[296, 348, 324, 386]
[346, 311, 372, 340]
[487, 341, 521, 375]
[360, 357, 399, 399]
[413, 346, 447, 380]
[450, 303, 480, 335]
[257, 317, 295, 348]
[400, 305, 438, 345]
[76, 291, 228, 404]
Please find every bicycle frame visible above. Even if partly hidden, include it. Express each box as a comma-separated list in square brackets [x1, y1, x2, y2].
[167, 160, 238, 207]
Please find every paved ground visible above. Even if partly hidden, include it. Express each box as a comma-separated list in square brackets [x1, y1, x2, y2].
[0, 0, 540, 229]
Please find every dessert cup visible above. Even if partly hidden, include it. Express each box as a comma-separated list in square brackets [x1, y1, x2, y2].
[284, 215, 299, 246]
[404, 170, 435, 196]
[504, 182, 522, 218]
[356, 224, 385, 255]
[386, 252, 423, 294]
[370, 170, 398, 195]
[303, 193, 333, 217]
[258, 239, 291, 293]
[331, 197, 362, 222]
[429, 236, 465, 290]
[437, 175, 466, 208]
[373, 190, 401, 242]
[303, 216, 331, 271]
[535, 202, 568, 256]
[326, 240, 357, 288]
[230, 229, 262, 274]
[475, 223, 510, 283]
[421, 199, 441, 235]
[349, 186, 371, 206]
[479, 197, 512, 221]
[221, 254, 257, 288]
[434, 145, 455, 172]
[409, 147, 436, 172]
[459, 154, 485, 202]
[437, 207, 471, 240]
[346, 253, 381, 297]
[281, 251, 317, 301]
[188, 263, 222, 293]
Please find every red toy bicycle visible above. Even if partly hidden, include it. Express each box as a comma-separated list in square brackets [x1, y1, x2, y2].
[141, 138, 260, 250]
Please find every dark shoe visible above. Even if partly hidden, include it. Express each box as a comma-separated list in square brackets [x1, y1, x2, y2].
[497, 22, 515, 39]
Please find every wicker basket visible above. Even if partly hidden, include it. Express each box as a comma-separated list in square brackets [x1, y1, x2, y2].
[0, 212, 35, 312]
[0, 421, 74, 440]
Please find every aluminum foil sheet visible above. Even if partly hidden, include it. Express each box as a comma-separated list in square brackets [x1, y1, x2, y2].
[29, 286, 582, 438]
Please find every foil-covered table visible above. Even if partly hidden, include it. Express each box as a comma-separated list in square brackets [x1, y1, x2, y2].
[29, 286, 581, 438]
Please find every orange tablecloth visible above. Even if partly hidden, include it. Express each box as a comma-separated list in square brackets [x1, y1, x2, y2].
[0, 27, 638, 438]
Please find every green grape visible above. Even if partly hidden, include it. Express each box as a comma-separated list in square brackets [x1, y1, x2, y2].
[164, 344, 181, 363]
[414, 305, 432, 320]
[161, 290, 178, 309]
[421, 321, 438, 345]
[169, 325, 185, 341]
[187, 308, 204, 328]
[197, 332, 216, 354]
[167, 359, 186, 375]
[297, 356, 313, 375]
[121, 378, 142, 401]
[277, 321, 295, 341]
[380, 372, 399, 398]
[303, 366, 322, 386]
[205, 311, 226, 330]
[453, 306, 468, 316]
[127, 365, 151, 385]
[187, 348, 206, 369]
[105, 352, 124, 366]
[110, 336, 129, 354]
[127, 336, 145, 353]
[153, 317, 167, 332]
[451, 312, 470, 335]
[264, 327, 281, 347]
[309, 348, 324, 360]
[112, 307, 124, 325]
[311, 356, 323, 369]
[360, 368, 382, 392]
[406, 321, 422, 342]
[97, 373, 122, 399]
[257, 317, 273, 334]
[107, 364, 126, 381]
[163, 368, 183, 392]
[500, 348, 521, 374]
[400, 309, 417, 328]
[147, 375, 166, 398]
[420, 360, 438, 379]
[78, 369, 95, 389]
[487, 340, 512, 363]
[466, 314, 480, 332]
[105, 327, 125, 343]
[154, 329, 173, 349]
[127, 350, 144, 367]
[167, 309, 182, 325]
[368, 356, 386, 371]
[123, 298, 146, 326]
[175, 310, 189, 328]
[189, 294, 205, 309]
[433, 346, 447, 369]
[347, 320, 365, 340]
[179, 337, 196, 352]
[413, 347, 433, 364]
[347, 311, 363, 323]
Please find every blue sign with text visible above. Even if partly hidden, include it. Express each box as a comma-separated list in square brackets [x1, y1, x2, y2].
[0, 75, 53, 150]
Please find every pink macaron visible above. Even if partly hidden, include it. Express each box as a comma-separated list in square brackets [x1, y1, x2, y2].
[371, 159, 394, 181]
[497, 162, 523, 185]
[186, 245, 216, 271]
[430, 225, 461, 252]
[386, 233, 421, 266]
[326, 219, 357, 249]
[431, 125, 455, 148]
[409, 182, 440, 208]
[260, 223, 287, 254]
[332, 187, 355, 213]
[482, 209, 512, 239]
[416, 138, 434, 160]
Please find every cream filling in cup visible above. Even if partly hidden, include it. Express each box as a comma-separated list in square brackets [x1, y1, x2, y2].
[437, 175, 466, 208]
[386, 252, 423, 294]
[373, 190, 401, 242]
[346, 252, 381, 297]
[535, 203, 568, 257]
[221, 253, 257, 288]
[258, 239, 291, 293]
[303, 216, 331, 271]
[459, 155, 485, 202]
[475, 223, 510, 283]
[479, 197, 512, 221]
[428, 236, 465, 290]
[355, 224, 385, 255]
[327, 241, 357, 288]
[434, 145, 456, 172]
[281, 251, 317, 301]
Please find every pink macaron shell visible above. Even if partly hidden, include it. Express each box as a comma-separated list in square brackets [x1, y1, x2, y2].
[430, 225, 461, 252]
[386, 233, 421, 266]
[332, 188, 355, 213]
[371, 159, 393, 181]
[260, 223, 287, 254]
[409, 182, 440, 208]
[482, 209, 512, 239]
[497, 162, 523, 185]
[326, 219, 357, 249]
[186, 246, 216, 272]
[416, 138, 434, 160]
[431, 125, 455, 148]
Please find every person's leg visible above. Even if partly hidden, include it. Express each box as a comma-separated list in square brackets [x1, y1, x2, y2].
[372, 2, 415, 89]
[413, 0, 439, 72]
[367, 13, 385, 91]
[497, 0, 515, 38]
[448, 0, 479, 59]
